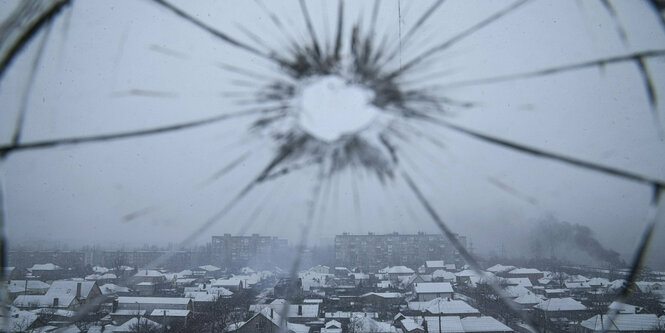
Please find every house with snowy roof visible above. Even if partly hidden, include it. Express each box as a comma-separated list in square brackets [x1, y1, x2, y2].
[578, 313, 660, 332]
[407, 298, 480, 317]
[425, 261, 446, 273]
[234, 307, 310, 333]
[249, 299, 320, 324]
[486, 264, 516, 274]
[422, 316, 514, 332]
[359, 292, 404, 310]
[113, 296, 192, 322]
[432, 270, 456, 283]
[507, 268, 544, 285]
[413, 282, 454, 301]
[29, 263, 65, 280]
[321, 319, 343, 333]
[13, 294, 79, 310]
[534, 297, 589, 324]
[7, 280, 51, 299]
[46, 280, 102, 305]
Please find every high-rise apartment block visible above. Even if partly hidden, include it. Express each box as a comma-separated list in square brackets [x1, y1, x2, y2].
[334, 232, 465, 271]
[212, 234, 289, 269]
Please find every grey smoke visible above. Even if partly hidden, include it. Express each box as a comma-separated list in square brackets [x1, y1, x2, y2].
[529, 219, 625, 267]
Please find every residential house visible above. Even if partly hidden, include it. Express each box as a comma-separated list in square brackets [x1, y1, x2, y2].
[422, 316, 514, 333]
[321, 320, 343, 333]
[233, 307, 310, 333]
[507, 268, 544, 285]
[29, 263, 65, 281]
[113, 297, 192, 324]
[46, 281, 102, 305]
[359, 292, 404, 311]
[13, 294, 79, 310]
[578, 313, 660, 332]
[407, 298, 480, 318]
[413, 282, 454, 301]
[7, 280, 51, 299]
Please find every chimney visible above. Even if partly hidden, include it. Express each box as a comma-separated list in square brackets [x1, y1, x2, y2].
[270, 308, 273, 319]
[53, 297, 59, 307]
[76, 282, 82, 299]
[112, 300, 118, 312]
[297, 305, 302, 316]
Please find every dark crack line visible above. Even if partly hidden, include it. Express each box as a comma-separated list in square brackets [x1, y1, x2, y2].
[0, 0, 70, 79]
[428, 50, 665, 89]
[400, 168, 541, 332]
[0, 106, 286, 157]
[412, 113, 665, 188]
[600, 185, 663, 333]
[10, 18, 53, 147]
[387, 0, 530, 79]
[152, 0, 278, 63]
[383, 0, 446, 66]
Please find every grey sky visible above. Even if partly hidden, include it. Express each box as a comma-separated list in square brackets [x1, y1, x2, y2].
[1, 0, 664, 267]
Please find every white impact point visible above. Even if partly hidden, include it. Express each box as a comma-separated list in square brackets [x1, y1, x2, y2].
[299, 76, 379, 142]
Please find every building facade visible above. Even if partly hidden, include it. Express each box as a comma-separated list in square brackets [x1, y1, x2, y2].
[334, 232, 465, 272]
[211, 234, 288, 270]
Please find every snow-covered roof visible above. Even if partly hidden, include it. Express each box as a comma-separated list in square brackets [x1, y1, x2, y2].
[400, 317, 424, 332]
[580, 314, 659, 331]
[8, 280, 50, 293]
[486, 264, 516, 273]
[588, 277, 610, 286]
[409, 298, 480, 315]
[325, 311, 378, 319]
[455, 269, 480, 277]
[460, 316, 514, 332]
[100, 283, 131, 295]
[385, 266, 415, 274]
[185, 291, 217, 302]
[564, 281, 590, 289]
[13, 294, 77, 308]
[325, 320, 342, 328]
[30, 263, 61, 271]
[117, 297, 191, 305]
[534, 297, 587, 311]
[242, 307, 311, 333]
[423, 316, 464, 332]
[503, 285, 531, 298]
[8, 306, 39, 331]
[250, 300, 320, 318]
[513, 292, 544, 305]
[506, 277, 532, 288]
[31, 308, 77, 317]
[608, 301, 643, 314]
[426, 261, 445, 268]
[149, 309, 191, 317]
[92, 266, 109, 273]
[110, 317, 162, 332]
[432, 270, 456, 280]
[199, 265, 221, 272]
[414, 282, 453, 294]
[349, 315, 398, 332]
[111, 309, 147, 316]
[508, 268, 542, 275]
[133, 269, 163, 277]
[361, 292, 403, 299]
[47, 280, 97, 299]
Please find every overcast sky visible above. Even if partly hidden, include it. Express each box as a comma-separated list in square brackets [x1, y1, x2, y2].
[1, 0, 664, 267]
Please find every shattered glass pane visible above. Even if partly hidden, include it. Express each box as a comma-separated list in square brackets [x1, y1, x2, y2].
[1, 0, 665, 330]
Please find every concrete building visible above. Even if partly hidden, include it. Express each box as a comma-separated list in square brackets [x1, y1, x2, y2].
[211, 234, 288, 269]
[334, 232, 465, 272]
